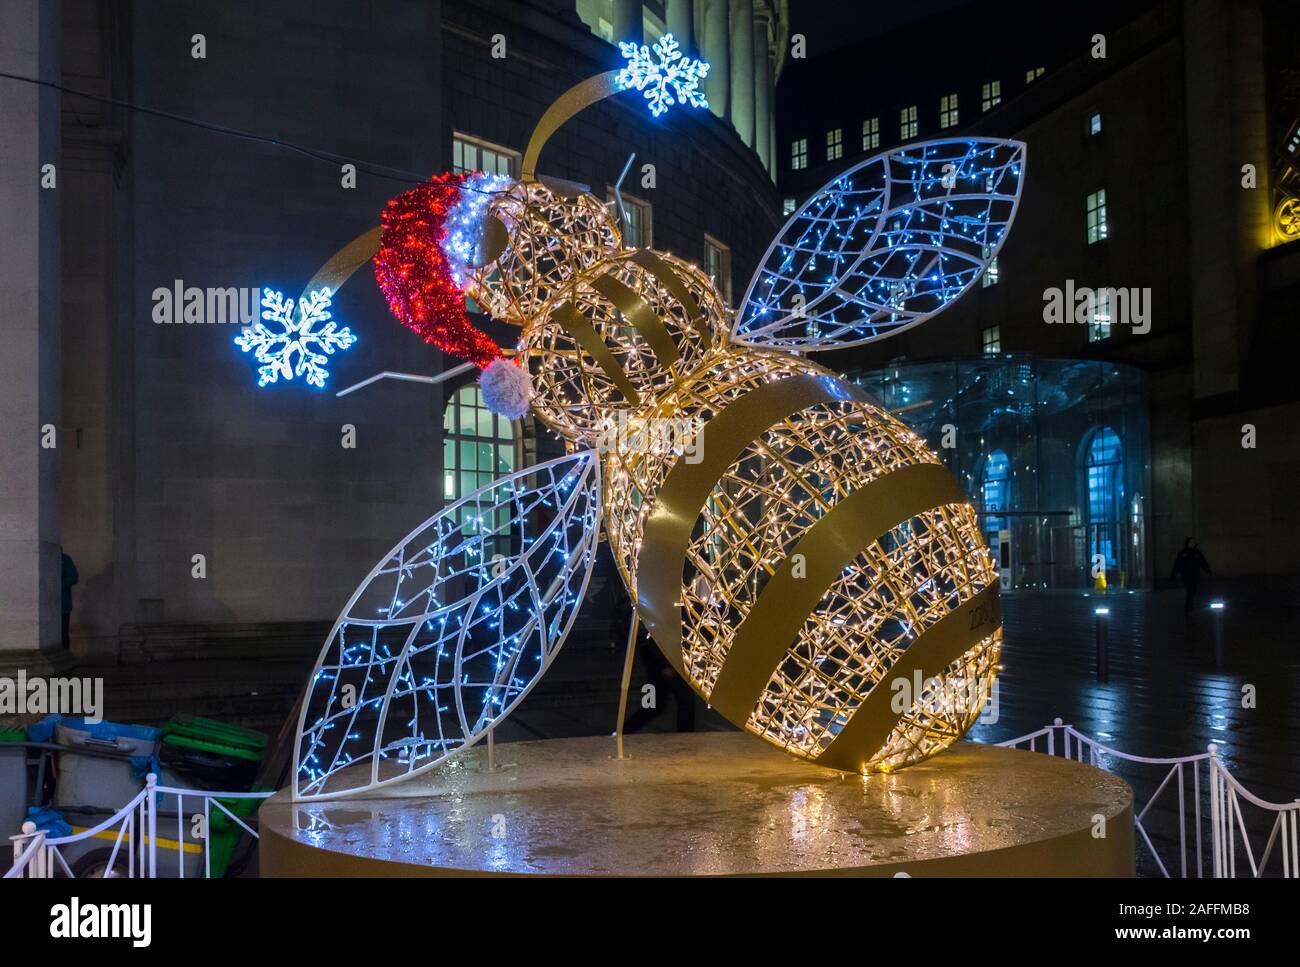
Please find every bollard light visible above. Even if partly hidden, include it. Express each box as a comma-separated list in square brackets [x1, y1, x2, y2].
[1093, 606, 1110, 682]
[1210, 600, 1226, 667]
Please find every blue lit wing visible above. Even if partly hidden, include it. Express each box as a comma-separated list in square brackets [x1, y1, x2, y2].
[294, 451, 601, 799]
[732, 138, 1025, 351]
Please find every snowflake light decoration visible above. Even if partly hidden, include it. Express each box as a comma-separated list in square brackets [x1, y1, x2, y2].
[235, 287, 356, 388]
[616, 33, 709, 118]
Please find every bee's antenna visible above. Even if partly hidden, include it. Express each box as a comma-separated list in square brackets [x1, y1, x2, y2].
[333, 363, 477, 398]
[334, 349, 516, 398]
[611, 152, 637, 249]
[522, 71, 623, 181]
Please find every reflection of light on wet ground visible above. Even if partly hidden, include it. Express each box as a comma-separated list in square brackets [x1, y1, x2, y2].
[261, 734, 1130, 875]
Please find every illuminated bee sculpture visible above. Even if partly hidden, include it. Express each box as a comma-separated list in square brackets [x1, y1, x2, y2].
[292, 36, 1025, 799]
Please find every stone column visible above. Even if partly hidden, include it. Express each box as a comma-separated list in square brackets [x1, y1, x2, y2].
[752, 7, 772, 175]
[666, 0, 694, 50]
[612, 0, 642, 45]
[1182, 0, 1268, 400]
[1181, 0, 1270, 573]
[701, 0, 729, 120]
[768, 49, 777, 179]
[0, 0, 62, 654]
[728, 0, 755, 146]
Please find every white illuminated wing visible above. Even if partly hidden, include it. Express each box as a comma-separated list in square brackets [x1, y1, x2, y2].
[732, 138, 1025, 351]
[294, 451, 601, 800]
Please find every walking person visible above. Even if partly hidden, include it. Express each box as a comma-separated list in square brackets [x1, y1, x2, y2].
[60, 548, 79, 647]
[1171, 537, 1212, 613]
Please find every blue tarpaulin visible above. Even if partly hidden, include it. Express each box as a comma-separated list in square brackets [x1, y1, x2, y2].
[25, 805, 73, 838]
[27, 714, 161, 778]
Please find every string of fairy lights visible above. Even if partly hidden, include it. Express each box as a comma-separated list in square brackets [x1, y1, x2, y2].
[297, 453, 599, 797]
[14, 33, 1025, 790]
[0, 69, 512, 196]
[735, 139, 1024, 349]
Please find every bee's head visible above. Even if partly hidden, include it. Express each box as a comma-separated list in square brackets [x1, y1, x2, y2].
[462, 179, 622, 325]
[374, 172, 619, 370]
[517, 245, 729, 446]
[463, 179, 729, 446]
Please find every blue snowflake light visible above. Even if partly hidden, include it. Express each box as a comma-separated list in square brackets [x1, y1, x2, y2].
[235, 287, 356, 388]
[616, 33, 709, 118]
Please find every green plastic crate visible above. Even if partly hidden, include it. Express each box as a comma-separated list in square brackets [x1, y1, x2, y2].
[159, 715, 267, 762]
[158, 716, 270, 877]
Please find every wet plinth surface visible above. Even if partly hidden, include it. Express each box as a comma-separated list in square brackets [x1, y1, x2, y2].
[260, 733, 1133, 876]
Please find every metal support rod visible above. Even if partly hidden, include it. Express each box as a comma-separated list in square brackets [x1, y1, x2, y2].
[612, 151, 636, 249]
[614, 609, 640, 759]
[487, 728, 496, 771]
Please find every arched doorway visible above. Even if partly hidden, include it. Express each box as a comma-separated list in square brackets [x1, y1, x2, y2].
[979, 449, 1011, 562]
[1081, 426, 1123, 579]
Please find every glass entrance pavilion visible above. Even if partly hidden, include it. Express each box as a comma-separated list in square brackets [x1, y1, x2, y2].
[848, 355, 1151, 590]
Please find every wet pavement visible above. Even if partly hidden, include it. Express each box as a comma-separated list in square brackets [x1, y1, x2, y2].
[68, 585, 1300, 876]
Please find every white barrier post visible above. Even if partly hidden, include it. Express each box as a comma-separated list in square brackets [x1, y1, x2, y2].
[1207, 743, 1222, 877]
[146, 773, 158, 878]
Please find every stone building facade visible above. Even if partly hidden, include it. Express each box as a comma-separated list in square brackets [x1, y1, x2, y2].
[0, 0, 783, 658]
[776, 0, 1300, 583]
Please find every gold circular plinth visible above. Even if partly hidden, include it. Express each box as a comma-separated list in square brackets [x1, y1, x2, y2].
[259, 733, 1133, 877]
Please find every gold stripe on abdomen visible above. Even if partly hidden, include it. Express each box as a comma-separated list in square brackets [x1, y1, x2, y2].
[635, 373, 870, 673]
[705, 463, 968, 725]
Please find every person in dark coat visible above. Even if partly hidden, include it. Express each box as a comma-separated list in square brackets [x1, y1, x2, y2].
[60, 548, 79, 647]
[1171, 538, 1212, 613]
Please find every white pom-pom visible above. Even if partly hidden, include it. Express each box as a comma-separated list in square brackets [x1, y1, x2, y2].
[479, 358, 533, 420]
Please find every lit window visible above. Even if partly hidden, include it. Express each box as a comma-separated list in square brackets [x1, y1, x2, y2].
[575, 0, 615, 42]
[607, 189, 653, 248]
[443, 384, 517, 556]
[791, 138, 808, 170]
[826, 128, 843, 161]
[704, 235, 732, 305]
[1025, 67, 1045, 83]
[862, 117, 879, 151]
[642, 8, 665, 45]
[1088, 289, 1112, 342]
[981, 81, 1002, 112]
[1086, 189, 1108, 244]
[981, 325, 1001, 354]
[782, 197, 797, 216]
[939, 93, 959, 129]
[900, 104, 918, 140]
[1089, 112, 1102, 136]
[452, 133, 519, 177]
[982, 254, 1000, 288]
